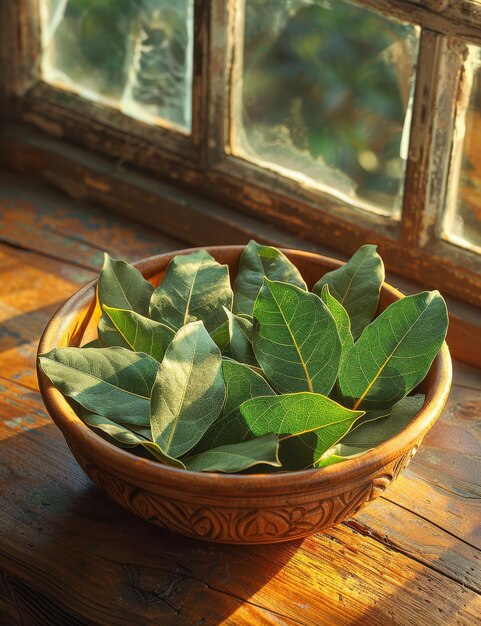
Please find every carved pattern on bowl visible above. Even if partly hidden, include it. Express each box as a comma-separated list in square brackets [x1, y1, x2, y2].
[71, 444, 419, 544]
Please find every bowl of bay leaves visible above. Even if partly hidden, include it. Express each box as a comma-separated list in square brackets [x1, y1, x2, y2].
[37, 242, 452, 544]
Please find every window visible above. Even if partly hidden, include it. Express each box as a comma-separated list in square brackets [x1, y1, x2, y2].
[40, 0, 194, 130]
[443, 43, 481, 253]
[233, 0, 418, 216]
[2, 0, 481, 309]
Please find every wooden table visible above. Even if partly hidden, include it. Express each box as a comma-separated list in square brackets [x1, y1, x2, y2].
[1, 173, 480, 625]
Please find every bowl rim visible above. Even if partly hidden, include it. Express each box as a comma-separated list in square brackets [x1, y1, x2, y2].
[36, 245, 453, 496]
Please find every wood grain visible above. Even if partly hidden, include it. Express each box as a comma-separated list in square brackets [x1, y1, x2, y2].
[3, 0, 481, 321]
[3, 129, 481, 374]
[0, 382, 480, 625]
[3, 110, 481, 311]
[0, 243, 93, 390]
[0, 176, 480, 623]
[0, 172, 186, 269]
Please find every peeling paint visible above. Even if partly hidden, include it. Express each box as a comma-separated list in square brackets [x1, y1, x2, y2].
[84, 175, 112, 193]
[26, 487, 70, 514]
[5, 416, 36, 430]
[22, 113, 64, 138]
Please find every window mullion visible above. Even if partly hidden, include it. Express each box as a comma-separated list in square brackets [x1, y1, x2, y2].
[401, 29, 464, 249]
[205, 0, 238, 167]
[357, 1, 481, 45]
[191, 0, 210, 164]
[0, 0, 41, 105]
[442, 42, 479, 252]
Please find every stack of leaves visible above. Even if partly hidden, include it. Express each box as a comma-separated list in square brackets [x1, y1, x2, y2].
[39, 241, 448, 473]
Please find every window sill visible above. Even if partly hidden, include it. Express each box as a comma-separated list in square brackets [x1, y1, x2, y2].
[1, 122, 479, 369]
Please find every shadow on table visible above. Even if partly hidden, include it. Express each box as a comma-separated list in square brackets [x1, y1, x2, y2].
[346, 535, 479, 626]
[3, 421, 478, 625]
[1, 424, 300, 625]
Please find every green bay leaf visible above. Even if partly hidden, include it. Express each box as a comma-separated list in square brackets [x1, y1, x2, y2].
[97, 254, 154, 315]
[81, 338, 101, 349]
[316, 395, 425, 468]
[184, 434, 281, 473]
[97, 254, 154, 348]
[150, 321, 225, 458]
[150, 250, 233, 333]
[82, 414, 185, 467]
[39, 347, 159, 426]
[253, 279, 341, 394]
[240, 393, 364, 469]
[118, 423, 152, 439]
[140, 442, 186, 468]
[83, 412, 149, 447]
[340, 394, 425, 449]
[225, 308, 257, 366]
[339, 291, 447, 410]
[315, 444, 368, 468]
[320, 284, 353, 361]
[233, 240, 307, 316]
[210, 319, 230, 352]
[103, 305, 174, 362]
[196, 359, 275, 451]
[313, 244, 384, 338]
[344, 407, 393, 433]
[98, 313, 131, 349]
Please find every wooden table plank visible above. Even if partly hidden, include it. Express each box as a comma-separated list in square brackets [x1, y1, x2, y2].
[0, 243, 95, 390]
[1, 339, 480, 623]
[452, 360, 481, 391]
[377, 384, 481, 550]
[1, 378, 480, 625]
[348, 497, 481, 593]
[0, 205, 185, 391]
[0, 171, 186, 269]
[1, 176, 480, 624]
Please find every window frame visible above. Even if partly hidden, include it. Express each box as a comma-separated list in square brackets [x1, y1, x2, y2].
[1, 0, 481, 309]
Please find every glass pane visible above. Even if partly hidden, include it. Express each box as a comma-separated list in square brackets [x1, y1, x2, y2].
[40, 0, 194, 131]
[444, 44, 481, 251]
[234, 0, 419, 215]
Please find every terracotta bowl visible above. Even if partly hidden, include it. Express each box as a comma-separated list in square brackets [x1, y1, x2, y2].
[37, 246, 452, 544]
